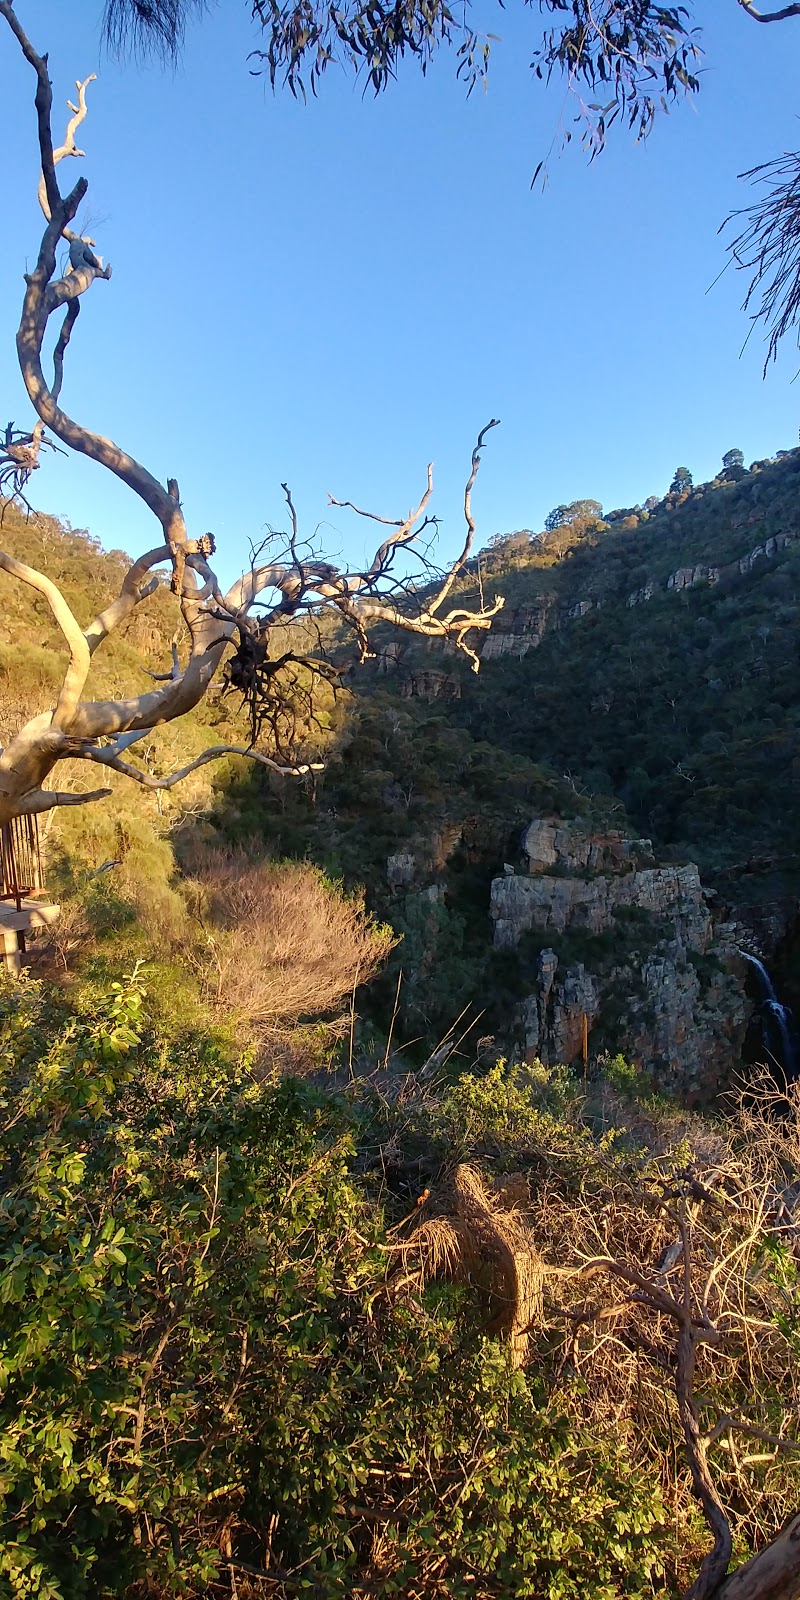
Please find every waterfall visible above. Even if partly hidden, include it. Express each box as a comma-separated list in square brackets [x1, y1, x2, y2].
[738, 950, 799, 1082]
[739, 951, 777, 1001]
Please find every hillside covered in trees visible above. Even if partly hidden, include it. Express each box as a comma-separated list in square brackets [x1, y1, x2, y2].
[190, 440, 800, 1092]
[6, 440, 800, 1077]
[5, 0, 800, 1590]
[4, 440, 800, 1598]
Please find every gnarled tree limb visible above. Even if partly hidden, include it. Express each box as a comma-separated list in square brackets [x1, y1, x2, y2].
[0, 549, 90, 728]
[73, 742, 324, 788]
[0, 6, 503, 824]
[737, 0, 800, 20]
[13, 785, 113, 816]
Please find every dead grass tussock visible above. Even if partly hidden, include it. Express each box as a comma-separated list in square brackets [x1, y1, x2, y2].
[398, 1163, 543, 1367]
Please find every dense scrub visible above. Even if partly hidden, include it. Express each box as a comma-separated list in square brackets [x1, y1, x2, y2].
[2, 974, 798, 1598]
[0, 974, 671, 1600]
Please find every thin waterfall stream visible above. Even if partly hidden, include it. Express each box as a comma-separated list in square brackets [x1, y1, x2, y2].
[738, 950, 799, 1082]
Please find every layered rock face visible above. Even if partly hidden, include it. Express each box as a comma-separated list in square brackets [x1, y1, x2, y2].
[491, 817, 749, 1099]
[480, 599, 556, 660]
[492, 862, 712, 952]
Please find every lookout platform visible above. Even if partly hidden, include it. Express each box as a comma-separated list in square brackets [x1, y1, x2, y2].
[0, 815, 59, 975]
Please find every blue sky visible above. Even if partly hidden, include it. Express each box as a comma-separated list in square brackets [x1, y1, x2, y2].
[2, 1, 800, 586]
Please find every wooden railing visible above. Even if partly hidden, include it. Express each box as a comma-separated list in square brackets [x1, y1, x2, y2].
[0, 815, 44, 911]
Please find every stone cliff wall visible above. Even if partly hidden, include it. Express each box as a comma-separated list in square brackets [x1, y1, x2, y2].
[490, 815, 750, 1099]
[466, 530, 798, 664]
[491, 863, 712, 952]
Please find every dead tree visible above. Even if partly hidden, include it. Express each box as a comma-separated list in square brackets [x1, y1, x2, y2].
[0, 2, 503, 828]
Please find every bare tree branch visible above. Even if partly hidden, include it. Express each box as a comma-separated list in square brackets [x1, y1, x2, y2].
[51, 300, 80, 404]
[14, 785, 113, 816]
[426, 417, 500, 619]
[0, 548, 90, 727]
[0, 1, 60, 217]
[705, 1414, 800, 1452]
[37, 73, 96, 222]
[0, 9, 504, 824]
[736, 0, 800, 21]
[73, 742, 324, 789]
[719, 1510, 800, 1599]
[83, 546, 169, 654]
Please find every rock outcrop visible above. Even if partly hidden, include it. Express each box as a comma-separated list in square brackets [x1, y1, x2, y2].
[480, 598, 557, 660]
[493, 815, 749, 1098]
[626, 532, 796, 608]
[491, 862, 711, 952]
[399, 669, 461, 701]
[521, 817, 653, 876]
[516, 951, 601, 1066]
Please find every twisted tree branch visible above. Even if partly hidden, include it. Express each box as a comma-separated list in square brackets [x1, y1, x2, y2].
[14, 785, 112, 816]
[0, 549, 90, 728]
[736, 0, 800, 20]
[0, 9, 503, 824]
[73, 742, 324, 788]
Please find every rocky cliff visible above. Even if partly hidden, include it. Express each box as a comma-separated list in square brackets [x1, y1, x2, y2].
[470, 529, 798, 661]
[489, 816, 750, 1100]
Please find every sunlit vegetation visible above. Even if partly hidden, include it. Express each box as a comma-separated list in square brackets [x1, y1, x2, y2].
[3, 447, 800, 1597]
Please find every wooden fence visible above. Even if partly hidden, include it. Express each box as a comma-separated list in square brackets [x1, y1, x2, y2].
[0, 815, 44, 911]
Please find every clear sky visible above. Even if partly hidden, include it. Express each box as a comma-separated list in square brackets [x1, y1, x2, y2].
[2, 0, 800, 586]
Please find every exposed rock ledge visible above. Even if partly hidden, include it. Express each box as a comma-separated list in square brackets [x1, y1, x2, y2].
[491, 862, 712, 953]
[491, 816, 749, 1099]
[628, 532, 796, 606]
[474, 531, 797, 663]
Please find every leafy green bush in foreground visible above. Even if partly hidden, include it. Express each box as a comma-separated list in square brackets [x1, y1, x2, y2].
[0, 974, 669, 1598]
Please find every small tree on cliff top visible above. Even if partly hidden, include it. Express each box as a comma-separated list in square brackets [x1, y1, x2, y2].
[0, 4, 503, 828]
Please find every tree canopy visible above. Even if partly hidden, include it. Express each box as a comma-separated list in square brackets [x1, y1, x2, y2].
[105, 0, 701, 150]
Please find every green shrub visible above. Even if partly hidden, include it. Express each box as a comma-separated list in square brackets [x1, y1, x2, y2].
[0, 977, 670, 1598]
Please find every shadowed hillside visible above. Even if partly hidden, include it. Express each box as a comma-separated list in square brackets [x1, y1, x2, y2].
[5, 446, 800, 1086]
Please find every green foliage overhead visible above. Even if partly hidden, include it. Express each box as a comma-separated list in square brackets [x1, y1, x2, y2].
[104, 0, 701, 152]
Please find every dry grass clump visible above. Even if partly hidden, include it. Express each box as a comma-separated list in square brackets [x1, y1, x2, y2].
[184, 845, 397, 1043]
[398, 1163, 543, 1367]
[592, 1081, 731, 1169]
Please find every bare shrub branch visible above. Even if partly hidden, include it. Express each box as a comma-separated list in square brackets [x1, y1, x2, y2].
[184, 847, 398, 1028]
